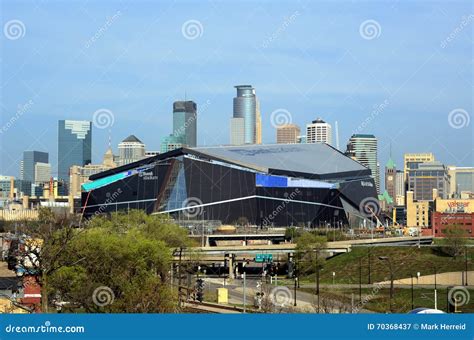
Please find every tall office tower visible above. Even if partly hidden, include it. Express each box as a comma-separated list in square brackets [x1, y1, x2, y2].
[173, 101, 197, 147]
[230, 85, 257, 145]
[395, 170, 405, 205]
[385, 157, 396, 200]
[345, 134, 379, 193]
[230, 118, 245, 145]
[19, 161, 24, 180]
[118, 135, 146, 166]
[403, 153, 435, 182]
[276, 124, 301, 144]
[22, 151, 48, 182]
[34, 162, 51, 183]
[256, 100, 262, 144]
[447, 166, 474, 197]
[161, 100, 197, 153]
[58, 120, 92, 193]
[408, 161, 450, 200]
[306, 118, 332, 145]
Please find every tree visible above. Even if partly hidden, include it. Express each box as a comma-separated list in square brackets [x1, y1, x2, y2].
[440, 224, 468, 258]
[294, 231, 327, 275]
[48, 210, 192, 312]
[11, 208, 81, 312]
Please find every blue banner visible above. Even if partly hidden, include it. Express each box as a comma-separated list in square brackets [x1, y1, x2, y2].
[0, 314, 472, 339]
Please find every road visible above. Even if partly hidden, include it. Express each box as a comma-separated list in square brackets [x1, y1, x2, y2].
[202, 277, 374, 313]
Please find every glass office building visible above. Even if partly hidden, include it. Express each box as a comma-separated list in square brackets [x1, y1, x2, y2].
[232, 85, 257, 145]
[58, 120, 92, 193]
[173, 101, 197, 147]
[22, 151, 48, 182]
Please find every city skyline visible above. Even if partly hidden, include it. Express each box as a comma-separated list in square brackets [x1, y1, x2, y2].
[1, 1, 472, 179]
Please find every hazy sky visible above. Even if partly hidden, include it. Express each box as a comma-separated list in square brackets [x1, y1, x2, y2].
[1, 0, 473, 180]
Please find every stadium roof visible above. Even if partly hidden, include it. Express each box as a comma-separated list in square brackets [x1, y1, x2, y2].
[90, 143, 371, 181]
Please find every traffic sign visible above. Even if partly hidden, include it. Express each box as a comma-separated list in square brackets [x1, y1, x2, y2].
[255, 254, 273, 263]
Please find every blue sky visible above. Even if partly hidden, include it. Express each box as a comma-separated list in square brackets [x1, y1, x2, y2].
[1, 0, 473, 180]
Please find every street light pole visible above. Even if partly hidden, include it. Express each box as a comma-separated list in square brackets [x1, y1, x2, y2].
[294, 277, 298, 306]
[379, 256, 394, 313]
[359, 257, 362, 304]
[368, 248, 371, 284]
[465, 247, 468, 286]
[316, 265, 320, 313]
[410, 274, 414, 310]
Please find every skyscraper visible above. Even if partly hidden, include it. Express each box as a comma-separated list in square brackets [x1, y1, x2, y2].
[408, 161, 450, 200]
[230, 85, 258, 145]
[58, 120, 92, 192]
[118, 135, 146, 166]
[34, 162, 51, 183]
[395, 170, 405, 205]
[346, 134, 380, 193]
[22, 151, 48, 182]
[447, 166, 474, 197]
[256, 100, 262, 144]
[173, 100, 197, 147]
[403, 153, 435, 182]
[161, 100, 197, 152]
[276, 124, 300, 144]
[306, 118, 332, 145]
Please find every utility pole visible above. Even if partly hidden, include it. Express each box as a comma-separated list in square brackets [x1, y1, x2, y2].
[359, 257, 362, 304]
[367, 248, 371, 284]
[243, 271, 247, 313]
[465, 247, 469, 286]
[316, 265, 320, 313]
[294, 277, 298, 306]
[177, 247, 182, 308]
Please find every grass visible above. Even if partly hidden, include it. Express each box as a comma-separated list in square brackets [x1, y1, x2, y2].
[306, 246, 473, 284]
[299, 287, 474, 314]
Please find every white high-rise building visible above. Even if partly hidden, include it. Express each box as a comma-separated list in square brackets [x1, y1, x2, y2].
[395, 170, 405, 206]
[34, 162, 51, 184]
[118, 135, 146, 166]
[306, 118, 332, 145]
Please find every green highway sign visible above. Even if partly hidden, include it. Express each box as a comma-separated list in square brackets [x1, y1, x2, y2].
[255, 254, 273, 263]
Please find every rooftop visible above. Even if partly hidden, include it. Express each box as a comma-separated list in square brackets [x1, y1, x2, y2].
[121, 135, 144, 144]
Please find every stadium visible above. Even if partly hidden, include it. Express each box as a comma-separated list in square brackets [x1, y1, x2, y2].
[81, 143, 378, 227]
